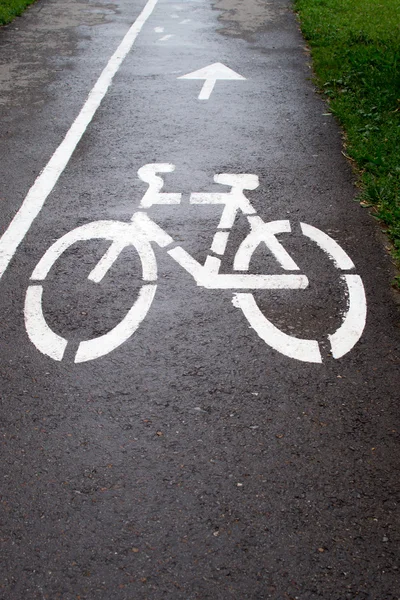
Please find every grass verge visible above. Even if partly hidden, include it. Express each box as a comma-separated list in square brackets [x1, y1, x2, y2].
[0, 0, 37, 25]
[294, 0, 400, 281]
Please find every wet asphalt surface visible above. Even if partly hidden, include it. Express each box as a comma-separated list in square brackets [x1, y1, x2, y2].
[1, 0, 400, 598]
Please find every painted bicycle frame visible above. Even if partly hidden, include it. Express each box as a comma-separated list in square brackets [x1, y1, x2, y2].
[25, 164, 367, 364]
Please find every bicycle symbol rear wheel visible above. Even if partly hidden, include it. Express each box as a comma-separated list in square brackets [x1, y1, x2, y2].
[24, 220, 157, 363]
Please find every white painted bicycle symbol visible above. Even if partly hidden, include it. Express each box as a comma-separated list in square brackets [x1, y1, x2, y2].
[24, 164, 367, 364]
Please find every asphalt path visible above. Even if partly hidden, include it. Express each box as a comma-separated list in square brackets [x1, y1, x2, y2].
[0, 0, 399, 598]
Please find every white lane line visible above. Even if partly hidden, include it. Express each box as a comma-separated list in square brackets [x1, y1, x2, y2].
[154, 26, 164, 32]
[158, 34, 174, 42]
[179, 19, 191, 24]
[0, 0, 160, 281]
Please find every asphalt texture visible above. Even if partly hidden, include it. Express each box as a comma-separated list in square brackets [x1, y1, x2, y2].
[0, 0, 400, 598]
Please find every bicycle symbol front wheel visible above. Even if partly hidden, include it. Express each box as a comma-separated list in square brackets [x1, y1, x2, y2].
[25, 220, 157, 363]
[232, 221, 367, 363]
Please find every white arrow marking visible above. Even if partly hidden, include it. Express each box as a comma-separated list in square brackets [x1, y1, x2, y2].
[178, 62, 246, 100]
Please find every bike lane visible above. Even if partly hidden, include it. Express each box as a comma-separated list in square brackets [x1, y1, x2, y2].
[1, 0, 400, 598]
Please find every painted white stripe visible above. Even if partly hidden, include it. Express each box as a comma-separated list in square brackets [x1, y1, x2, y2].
[168, 246, 308, 289]
[199, 79, 216, 100]
[300, 223, 355, 270]
[203, 274, 308, 290]
[328, 275, 367, 358]
[0, 0, 160, 280]
[88, 240, 129, 283]
[204, 255, 221, 273]
[233, 293, 322, 363]
[154, 26, 164, 32]
[158, 34, 174, 42]
[75, 284, 157, 363]
[30, 220, 159, 282]
[167, 246, 204, 281]
[234, 220, 300, 271]
[25, 285, 68, 361]
[138, 163, 182, 207]
[210, 231, 229, 255]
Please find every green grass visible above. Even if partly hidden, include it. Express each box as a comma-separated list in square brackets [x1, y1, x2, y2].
[294, 0, 400, 274]
[0, 0, 37, 25]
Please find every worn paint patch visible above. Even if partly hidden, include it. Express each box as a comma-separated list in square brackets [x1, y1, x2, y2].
[212, 0, 286, 38]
